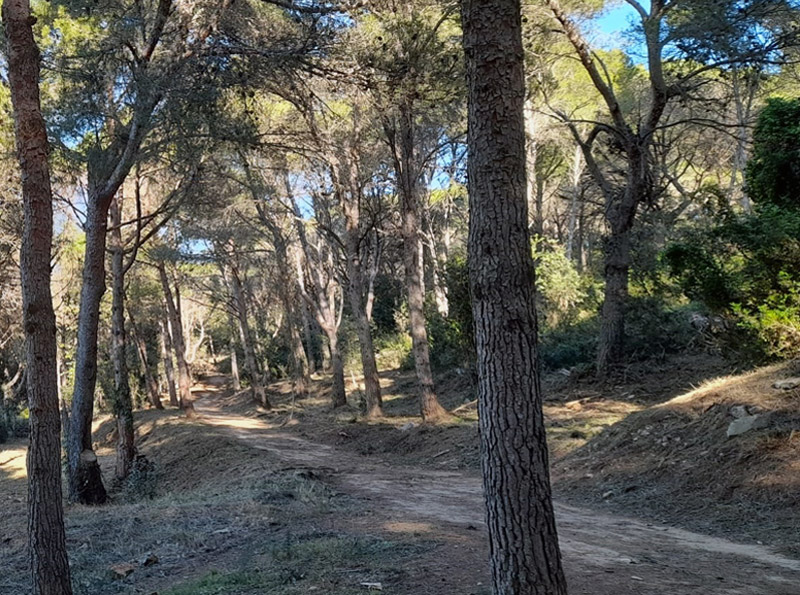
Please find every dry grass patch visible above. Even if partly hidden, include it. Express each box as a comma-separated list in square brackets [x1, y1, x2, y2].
[555, 362, 800, 553]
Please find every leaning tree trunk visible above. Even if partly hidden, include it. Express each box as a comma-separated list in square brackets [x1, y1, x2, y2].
[66, 193, 109, 504]
[268, 226, 310, 395]
[109, 196, 136, 480]
[159, 318, 179, 407]
[158, 265, 194, 415]
[4, 0, 74, 589]
[462, 0, 569, 593]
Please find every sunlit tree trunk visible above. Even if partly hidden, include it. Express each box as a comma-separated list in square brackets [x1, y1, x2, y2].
[4, 0, 74, 588]
[159, 317, 179, 407]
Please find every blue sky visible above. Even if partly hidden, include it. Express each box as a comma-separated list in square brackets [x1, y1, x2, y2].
[593, 1, 644, 51]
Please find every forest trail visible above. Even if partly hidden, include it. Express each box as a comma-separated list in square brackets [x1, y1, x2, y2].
[194, 378, 800, 595]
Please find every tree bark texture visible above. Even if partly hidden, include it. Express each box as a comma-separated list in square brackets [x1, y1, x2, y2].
[462, 0, 569, 592]
[109, 197, 136, 480]
[4, 0, 74, 589]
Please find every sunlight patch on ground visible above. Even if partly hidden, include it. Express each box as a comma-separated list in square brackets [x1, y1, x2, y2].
[0, 446, 27, 480]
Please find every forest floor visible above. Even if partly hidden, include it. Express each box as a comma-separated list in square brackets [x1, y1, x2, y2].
[2, 354, 799, 594]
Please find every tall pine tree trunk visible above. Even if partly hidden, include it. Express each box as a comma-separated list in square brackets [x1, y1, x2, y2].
[66, 193, 108, 504]
[158, 264, 194, 415]
[109, 196, 135, 480]
[462, 0, 568, 592]
[596, 224, 630, 376]
[345, 262, 383, 418]
[596, 158, 642, 376]
[395, 104, 449, 421]
[4, 0, 74, 588]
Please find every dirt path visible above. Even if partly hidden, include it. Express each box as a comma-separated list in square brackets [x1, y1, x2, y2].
[194, 383, 800, 595]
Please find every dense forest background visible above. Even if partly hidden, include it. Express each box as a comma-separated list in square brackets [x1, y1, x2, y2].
[2, 0, 800, 440]
[3, 0, 800, 592]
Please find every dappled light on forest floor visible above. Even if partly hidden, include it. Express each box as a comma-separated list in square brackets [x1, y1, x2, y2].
[0, 444, 27, 480]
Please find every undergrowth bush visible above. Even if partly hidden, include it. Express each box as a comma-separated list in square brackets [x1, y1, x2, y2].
[666, 205, 800, 362]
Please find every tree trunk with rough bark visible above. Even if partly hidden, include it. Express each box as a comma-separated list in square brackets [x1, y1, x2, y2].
[109, 196, 135, 480]
[462, 0, 569, 592]
[596, 158, 642, 376]
[4, 0, 74, 588]
[158, 264, 194, 415]
[345, 259, 383, 417]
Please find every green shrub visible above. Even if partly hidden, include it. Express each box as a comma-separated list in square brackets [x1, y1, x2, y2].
[665, 205, 800, 361]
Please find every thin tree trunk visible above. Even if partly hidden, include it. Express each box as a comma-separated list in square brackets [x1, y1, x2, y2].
[159, 319, 178, 406]
[230, 340, 241, 390]
[524, 99, 544, 236]
[4, 0, 74, 588]
[342, 169, 382, 417]
[393, 103, 449, 421]
[301, 301, 316, 374]
[324, 326, 346, 408]
[345, 265, 383, 418]
[158, 264, 194, 415]
[109, 196, 136, 480]
[290, 194, 347, 407]
[566, 143, 583, 263]
[227, 260, 270, 408]
[462, 0, 568, 592]
[66, 193, 109, 504]
[128, 307, 163, 410]
[260, 206, 310, 395]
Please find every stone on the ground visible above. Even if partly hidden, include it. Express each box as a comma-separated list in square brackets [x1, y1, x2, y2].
[729, 405, 749, 419]
[773, 377, 800, 390]
[398, 422, 416, 432]
[726, 414, 770, 438]
[110, 563, 136, 580]
[140, 553, 159, 567]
